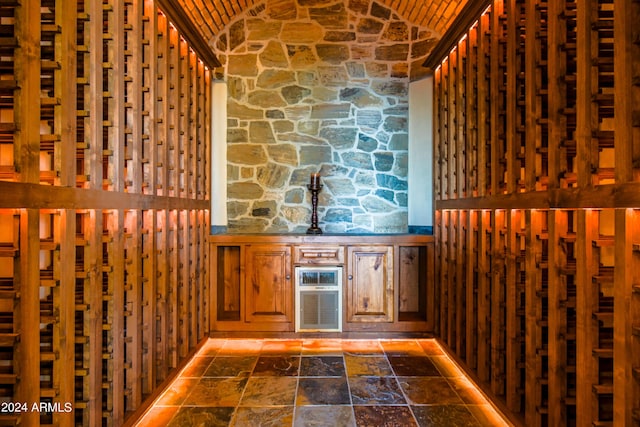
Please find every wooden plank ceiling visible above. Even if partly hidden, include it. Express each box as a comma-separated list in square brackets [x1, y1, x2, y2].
[176, 0, 468, 45]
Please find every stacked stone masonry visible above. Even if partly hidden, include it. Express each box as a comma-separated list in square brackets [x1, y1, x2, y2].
[213, 0, 439, 233]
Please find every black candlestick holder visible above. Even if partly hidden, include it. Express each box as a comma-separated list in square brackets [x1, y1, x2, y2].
[306, 184, 323, 234]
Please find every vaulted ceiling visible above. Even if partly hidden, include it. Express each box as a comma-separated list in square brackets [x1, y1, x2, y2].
[176, 0, 468, 48]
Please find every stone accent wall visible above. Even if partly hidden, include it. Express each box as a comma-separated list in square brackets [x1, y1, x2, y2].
[212, 0, 438, 233]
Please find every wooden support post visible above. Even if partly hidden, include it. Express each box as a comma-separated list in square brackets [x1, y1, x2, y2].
[457, 38, 467, 200]
[14, 0, 40, 184]
[433, 66, 443, 204]
[83, 210, 104, 427]
[446, 46, 454, 201]
[199, 210, 211, 338]
[447, 211, 456, 350]
[505, 209, 521, 412]
[440, 210, 450, 346]
[52, 1, 78, 425]
[466, 210, 478, 370]
[448, 44, 458, 200]
[126, 0, 144, 196]
[186, 52, 196, 201]
[613, 0, 640, 421]
[142, 209, 158, 395]
[155, 9, 171, 377]
[13, 2, 41, 425]
[505, 0, 518, 195]
[189, 211, 198, 349]
[490, 209, 505, 397]
[465, 25, 478, 198]
[53, 210, 76, 427]
[125, 0, 145, 410]
[436, 210, 446, 340]
[489, 0, 505, 196]
[547, 209, 567, 426]
[525, 209, 543, 426]
[524, 0, 544, 193]
[143, 0, 158, 198]
[434, 209, 442, 336]
[178, 210, 189, 358]
[85, 0, 104, 191]
[156, 209, 170, 379]
[547, 0, 566, 191]
[614, 209, 639, 424]
[200, 64, 212, 201]
[168, 209, 179, 368]
[614, 0, 638, 185]
[15, 211, 40, 426]
[177, 38, 189, 199]
[125, 209, 143, 412]
[168, 25, 180, 199]
[156, 12, 169, 199]
[425, 241, 436, 333]
[54, 0, 77, 188]
[477, 209, 491, 384]
[106, 210, 125, 425]
[455, 210, 466, 357]
[576, 209, 598, 425]
[477, 10, 490, 197]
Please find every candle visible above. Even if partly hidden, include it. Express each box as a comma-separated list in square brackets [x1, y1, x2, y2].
[310, 172, 320, 187]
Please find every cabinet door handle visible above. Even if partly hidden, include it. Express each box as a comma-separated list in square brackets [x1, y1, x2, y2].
[348, 275, 353, 280]
[286, 274, 290, 280]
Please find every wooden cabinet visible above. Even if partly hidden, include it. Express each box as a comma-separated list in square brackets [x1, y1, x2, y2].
[210, 234, 434, 334]
[211, 244, 293, 331]
[346, 246, 393, 323]
[244, 245, 293, 325]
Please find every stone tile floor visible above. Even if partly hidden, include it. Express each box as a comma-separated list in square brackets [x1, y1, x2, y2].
[134, 338, 511, 426]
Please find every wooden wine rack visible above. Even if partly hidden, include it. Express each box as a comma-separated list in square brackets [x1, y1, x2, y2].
[0, 0, 217, 425]
[427, 0, 640, 425]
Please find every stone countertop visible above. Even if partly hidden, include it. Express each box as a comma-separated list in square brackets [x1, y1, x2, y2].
[208, 233, 434, 244]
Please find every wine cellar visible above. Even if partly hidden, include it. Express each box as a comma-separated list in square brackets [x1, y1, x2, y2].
[427, 0, 640, 426]
[0, 0, 215, 425]
[2, 0, 640, 425]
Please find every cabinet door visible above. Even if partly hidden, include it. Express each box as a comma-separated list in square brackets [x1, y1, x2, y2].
[347, 246, 393, 322]
[245, 245, 293, 324]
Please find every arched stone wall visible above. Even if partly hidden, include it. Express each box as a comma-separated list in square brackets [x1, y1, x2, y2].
[212, 0, 437, 233]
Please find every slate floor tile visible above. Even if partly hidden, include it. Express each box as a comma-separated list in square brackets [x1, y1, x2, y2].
[353, 405, 418, 427]
[253, 355, 300, 376]
[296, 377, 351, 405]
[348, 376, 406, 405]
[398, 376, 464, 405]
[411, 404, 481, 427]
[166, 407, 234, 427]
[388, 355, 441, 376]
[299, 355, 345, 377]
[204, 356, 257, 377]
[182, 377, 247, 407]
[231, 406, 294, 426]
[345, 354, 393, 377]
[239, 376, 298, 406]
[133, 339, 509, 427]
[293, 405, 356, 427]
